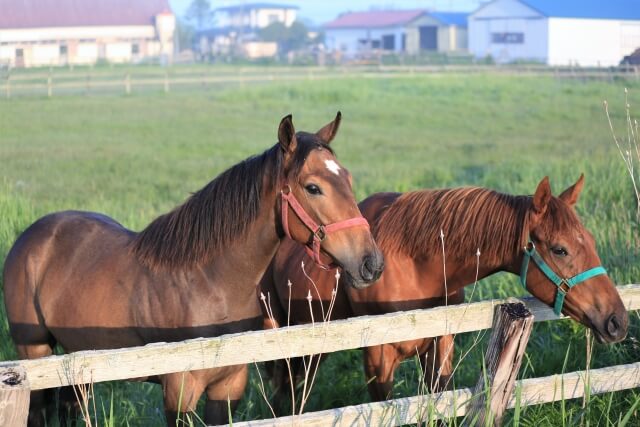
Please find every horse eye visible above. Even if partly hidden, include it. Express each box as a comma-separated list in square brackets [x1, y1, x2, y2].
[551, 246, 568, 257]
[305, 184, 322, 195]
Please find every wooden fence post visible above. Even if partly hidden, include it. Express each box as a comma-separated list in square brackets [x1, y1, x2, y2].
[47, 73, 52, 98]
[85, 71, 91, 95]
[465, 302, 534, 426]
[124, 73, 131, 95]
[201, 71, 207, 90]
[0, 367, 30, 427]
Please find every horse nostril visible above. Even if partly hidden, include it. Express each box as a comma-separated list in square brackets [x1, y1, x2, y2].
[360, 254, 383, 283]
[606, 314, 621, 338]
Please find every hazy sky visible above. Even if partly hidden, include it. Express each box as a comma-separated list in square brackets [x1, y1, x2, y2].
[169, 0, 483, 25]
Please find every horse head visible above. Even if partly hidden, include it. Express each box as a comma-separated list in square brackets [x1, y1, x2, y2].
[523, 175, 628, 343]
[276, 113, 384, 289]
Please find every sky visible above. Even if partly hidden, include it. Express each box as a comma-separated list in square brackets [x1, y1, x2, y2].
[168, 0, 484, 25]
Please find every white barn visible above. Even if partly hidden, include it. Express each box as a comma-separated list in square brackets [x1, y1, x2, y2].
[468, 0, 640, 66]
[0, 0, 175, 68]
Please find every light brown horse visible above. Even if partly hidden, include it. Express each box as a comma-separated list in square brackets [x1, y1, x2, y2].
[3, 113, 384, 426]
[261, 175, 628, 406]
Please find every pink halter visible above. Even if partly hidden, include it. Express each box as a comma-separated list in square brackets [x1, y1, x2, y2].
[280, 184, 370, 270]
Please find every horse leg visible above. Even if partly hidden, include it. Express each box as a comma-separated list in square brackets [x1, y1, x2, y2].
[57, 386, 83, 426]
[15, 343, 55, 427]
[204, 365, 249, 425]
[421, 335, 455, 393]
[269, 356, 302, 416]
[363, 344, 401, 401]
[161, 372, 205, 426]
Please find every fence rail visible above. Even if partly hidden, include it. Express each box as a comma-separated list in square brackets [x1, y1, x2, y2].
[1, 285, 638, 392]
[2, 64, 639, 98]
[230, 361, 640, 426]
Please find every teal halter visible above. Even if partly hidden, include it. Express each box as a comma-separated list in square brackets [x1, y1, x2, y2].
[520, 239, 607, 316]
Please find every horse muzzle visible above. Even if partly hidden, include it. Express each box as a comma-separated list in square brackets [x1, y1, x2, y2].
[343, 250, 384, 289]
[593, 310, 628, 344]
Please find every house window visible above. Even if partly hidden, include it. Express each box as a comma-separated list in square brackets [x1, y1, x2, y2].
[382, 34, 395, 50]
[132, 43, 140, 54]
[16, 48, 24, 58]
[59, 45, 68, 55]
[371, 40, 381, 49]
[268, 13, 279, 24]
[491, 32, 524, 44]
[419, 26, 438, 50]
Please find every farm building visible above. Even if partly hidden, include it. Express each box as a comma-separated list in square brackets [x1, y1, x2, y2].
[214, 2, 298, 29]
[197, 2, 298, 59]
[468, 0, 640, 66]
[0, 0, 175, 68]
[405, 12, 469, 54]
[324, 9, 468, 58]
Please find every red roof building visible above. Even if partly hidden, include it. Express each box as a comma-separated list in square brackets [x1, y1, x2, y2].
[0, 0, 175, 67]
[325, 10, 426, 29]
[324, 9, 469, 58]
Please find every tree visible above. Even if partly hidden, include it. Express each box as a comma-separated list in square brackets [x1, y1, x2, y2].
[175, 19, 195, 52]
[186, 0, 213, 30]
[258, 20, 309, 53]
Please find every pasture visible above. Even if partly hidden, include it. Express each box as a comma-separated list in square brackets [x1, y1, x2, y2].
[1, 68, 640, 425]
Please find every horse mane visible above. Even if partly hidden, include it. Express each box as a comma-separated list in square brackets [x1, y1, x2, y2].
[374, 187, 581, 264]
[132, 135, 332, 270]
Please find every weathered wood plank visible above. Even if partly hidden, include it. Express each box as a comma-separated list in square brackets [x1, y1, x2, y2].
[230, 361, 640, 427]
[466, 303, 534, 426]
[0, 367, 30, 427]
[0, 285, 637, 391]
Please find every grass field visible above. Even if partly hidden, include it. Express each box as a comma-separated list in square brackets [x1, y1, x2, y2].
[1, 68, 640, 425]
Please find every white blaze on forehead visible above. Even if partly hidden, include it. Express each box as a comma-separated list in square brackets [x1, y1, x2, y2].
[324, 159, 341, 175]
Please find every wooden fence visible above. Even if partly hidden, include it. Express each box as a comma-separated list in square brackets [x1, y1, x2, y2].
[2, 64, 639, 99]
[1, 284, 639, 425]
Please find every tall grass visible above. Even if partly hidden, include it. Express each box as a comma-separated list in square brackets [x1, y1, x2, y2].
[0, 72, 639, 425]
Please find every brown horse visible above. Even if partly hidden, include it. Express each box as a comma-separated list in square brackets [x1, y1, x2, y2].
[261, 175, 628, 406]
[3, 113, 384, 426]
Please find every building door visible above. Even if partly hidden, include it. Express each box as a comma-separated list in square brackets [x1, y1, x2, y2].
[382, 34, 395, 51]
[60, 45, 68, 65]
[419, 26, 438, 51]
[15, 48, 24, 67]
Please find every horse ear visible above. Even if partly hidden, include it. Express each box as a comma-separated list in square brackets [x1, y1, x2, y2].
[315, 111, 342, 144]
[278, 114, 297, 154]
[530, 176, 552, 228]
[558, 173, 585, 207]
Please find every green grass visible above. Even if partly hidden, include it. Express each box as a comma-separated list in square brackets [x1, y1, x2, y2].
[1, 69, 640, 425]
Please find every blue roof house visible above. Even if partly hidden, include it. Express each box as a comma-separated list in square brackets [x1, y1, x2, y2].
[195, 3, 298, 59]
[468, 0, 640, 65]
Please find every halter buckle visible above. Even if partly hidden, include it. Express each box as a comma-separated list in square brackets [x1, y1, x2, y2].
[524, 240, 535, 254]
[314, 225, 327, 242]
[558, 279, 570, 294]
[281, 185, 291, 195]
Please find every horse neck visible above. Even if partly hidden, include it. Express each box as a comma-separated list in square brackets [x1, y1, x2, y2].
[204, 190, 281, 290]
[440, 200, 527, 290]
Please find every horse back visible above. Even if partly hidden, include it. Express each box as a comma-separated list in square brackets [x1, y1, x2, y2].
[3, 211, 135, 347]
[358, 192, 402, 226]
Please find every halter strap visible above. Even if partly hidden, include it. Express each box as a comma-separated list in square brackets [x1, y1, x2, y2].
[280, 184, 370, 270]
[520, 239, 607, 315]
